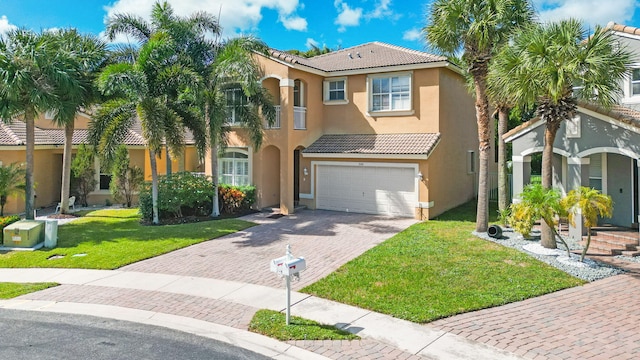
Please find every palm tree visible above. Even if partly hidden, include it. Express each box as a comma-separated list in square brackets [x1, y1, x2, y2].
[510, 183, 571, 257]
[106, 0, 214, 175]
[489, 19, 631, 248]
[562, 187, 613, 262]
[0, 29, 74, 219]
[206, 36, 276, 216]
[90, 33, 200, 224]
[424, 0, 535, 232]
[49, 29, 107, 214]
[0, 162, 26, 216]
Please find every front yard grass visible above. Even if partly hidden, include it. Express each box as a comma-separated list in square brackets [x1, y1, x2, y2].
[0, 208, 254, 269]
[249, 309, 359, 341]
[0, 283, 58, 299]
[302, 201, 585, 323]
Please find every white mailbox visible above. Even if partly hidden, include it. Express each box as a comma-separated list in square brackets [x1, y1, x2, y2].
[270, 256, 288, 274]
[282, 257, 306, 276]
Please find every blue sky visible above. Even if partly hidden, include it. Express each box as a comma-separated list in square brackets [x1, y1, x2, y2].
[0, 0, 638, 52]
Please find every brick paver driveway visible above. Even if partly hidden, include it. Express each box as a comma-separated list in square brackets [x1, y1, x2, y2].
[121, 209, 419, 290]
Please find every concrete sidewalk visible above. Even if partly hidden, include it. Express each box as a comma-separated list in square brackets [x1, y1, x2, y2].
[0, 268, 522, 360]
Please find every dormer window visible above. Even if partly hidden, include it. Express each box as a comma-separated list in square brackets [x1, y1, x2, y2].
[323, 77, 348, 104]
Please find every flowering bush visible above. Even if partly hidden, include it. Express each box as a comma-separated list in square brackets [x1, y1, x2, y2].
[218, 184, 256, 214]
[0, 215, 20, 230]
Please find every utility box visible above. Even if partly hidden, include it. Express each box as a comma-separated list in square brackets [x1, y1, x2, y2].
[3, 220, 44, 248]
[44, 220, 58, 248]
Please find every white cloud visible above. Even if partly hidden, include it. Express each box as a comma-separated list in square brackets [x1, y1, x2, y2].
[305, 37, 319, 49]
[403, 28, 422, 41]
[366, 0, 393, 20]
[533, 0, 638, 28]
[0, 15, 17, 35]
[103, 0, 308, 42]
[334, 0, 363, 32]
[281, 15, 307, 31]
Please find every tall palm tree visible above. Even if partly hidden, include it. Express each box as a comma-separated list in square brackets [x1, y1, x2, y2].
[49, 29, 107, 214]
[90, 33, 200, 224]
[0, 162, 26, 216]
[206, 36, 276, 216]
[424, 0, 535, 232]
[106, 0, 214, 174]
[0, 29, 74, 219]
[562, 187, 613, 262]
[489, 19, 631, 248]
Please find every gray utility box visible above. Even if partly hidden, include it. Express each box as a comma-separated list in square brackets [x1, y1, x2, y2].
[3, 220, 44, 248]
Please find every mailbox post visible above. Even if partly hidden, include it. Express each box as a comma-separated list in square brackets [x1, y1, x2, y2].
[270, 244, 306, 325]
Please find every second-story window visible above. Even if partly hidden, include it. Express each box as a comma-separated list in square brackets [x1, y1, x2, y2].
[323, 78, 348, 104]
[225, 87, 247, 125]
[293, 79, 304, 107]
[370, 73, 411, 112]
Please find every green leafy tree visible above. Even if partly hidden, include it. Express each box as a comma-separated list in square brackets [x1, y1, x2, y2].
[562, 187, 613, 262]
[489, 19, 632, 248]
[0, 29, 76, 219]
[0, 162, 26, 216]
[424, 0, 535, 232]
[509, 183, 571, 257]
[47, 29, 107, 214]
[71, 144, 97, 207]
[110, 145, 144, 208]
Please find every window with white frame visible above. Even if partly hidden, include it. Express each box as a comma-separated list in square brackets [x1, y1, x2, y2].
[323, 78, 347, 103]
[225, 87, 247, 125]
[467, 150, 476, 174]
[96, 159, 111, 191]
[219, 151, 249, 186]
[632, 69, 640, 97]
[370, 73, 411, 112]
[589, 154, 603, 191]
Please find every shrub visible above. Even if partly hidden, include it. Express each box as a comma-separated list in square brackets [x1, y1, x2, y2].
[218, 184, 256, 214]
[0, 215, 20, 230]
[139, 172, 215, 221]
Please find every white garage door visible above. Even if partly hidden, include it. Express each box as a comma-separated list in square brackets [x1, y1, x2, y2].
[316, 164, 418, 217]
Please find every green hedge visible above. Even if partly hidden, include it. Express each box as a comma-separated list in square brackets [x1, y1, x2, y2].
[0, 215, 20, 230]
[139, 172, 256, 221]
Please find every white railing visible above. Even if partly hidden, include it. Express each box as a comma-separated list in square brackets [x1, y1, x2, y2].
[265, 106, 281, 129]
[488, 172, 512, 203]
[294, 106, 306, 130]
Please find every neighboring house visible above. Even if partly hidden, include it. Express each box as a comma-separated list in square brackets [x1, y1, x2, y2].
[207, 42, 484, 219]
[505, 23, 640, 237]
[0, 111, 201, 215]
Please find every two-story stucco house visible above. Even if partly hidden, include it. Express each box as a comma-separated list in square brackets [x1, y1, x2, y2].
[207, 42, 482, 220]
[505, 23, 640, 242]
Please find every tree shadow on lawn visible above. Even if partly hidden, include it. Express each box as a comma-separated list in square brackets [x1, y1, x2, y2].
[54, 216, 254, 248]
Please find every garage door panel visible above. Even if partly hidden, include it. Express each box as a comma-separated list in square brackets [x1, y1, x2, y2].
[316, 164, 417, 217]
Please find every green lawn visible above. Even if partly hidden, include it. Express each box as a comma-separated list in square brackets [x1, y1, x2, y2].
[249, 309, 359, 341]
[0, 282, 58, 299]
[0, 208, 254, 269]
[302, 201, 585, 323]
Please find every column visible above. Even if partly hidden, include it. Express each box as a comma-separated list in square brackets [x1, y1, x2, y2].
[511, 155, 531, 203]
[567, 157, 590, 240]
[279, 78, 295, 215]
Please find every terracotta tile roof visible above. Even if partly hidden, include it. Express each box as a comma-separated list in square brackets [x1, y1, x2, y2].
[503, 103, 640, 140]
[303, 133, 440, 156]
[270, 42, 447, 73]
[605, 22, 640, 36]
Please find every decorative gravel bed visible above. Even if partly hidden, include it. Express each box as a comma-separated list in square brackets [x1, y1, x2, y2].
[474, 228, 624, 282]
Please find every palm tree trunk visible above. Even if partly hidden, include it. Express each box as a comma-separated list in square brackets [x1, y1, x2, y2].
[60, 121, 74, 214]
[498, 107, 509, 212]
[580, 229, 591, 262]
[165, 143, 172, 177]
[149, 149, 160, 224]
[472, 72, 490, 233]
[25, 108, 36, 220]
[541, 124, 559, 248]
[210, 139, 220, 217]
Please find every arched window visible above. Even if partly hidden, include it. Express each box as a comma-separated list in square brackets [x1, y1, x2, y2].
[219, 151, 249, 186]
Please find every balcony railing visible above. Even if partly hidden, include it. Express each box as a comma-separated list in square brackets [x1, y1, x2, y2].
[264, 105, 306, 130]
[294, 106, 306, 130]
[265, 106, 281, 129]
